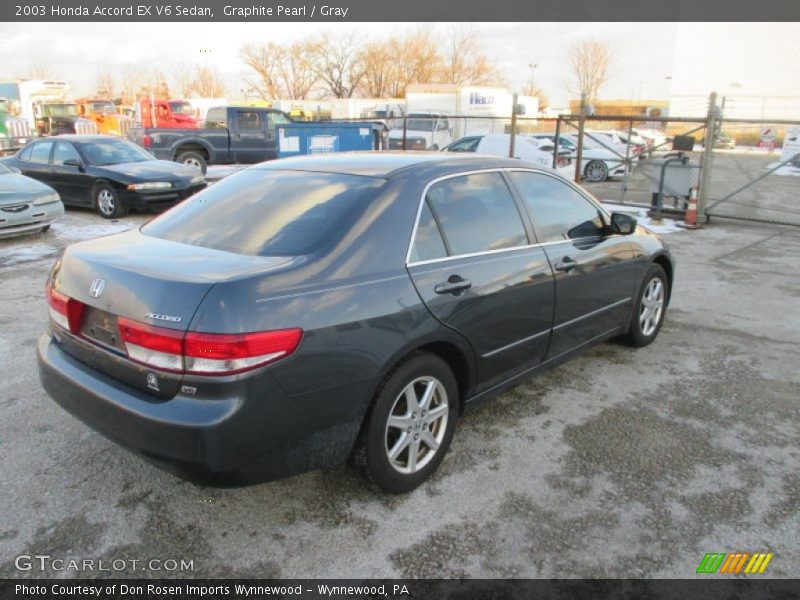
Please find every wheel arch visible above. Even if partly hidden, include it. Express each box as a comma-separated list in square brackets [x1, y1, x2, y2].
[651, 253, 674, 305]
[173, 141, 210, 161]
[375, 336, 476, 416]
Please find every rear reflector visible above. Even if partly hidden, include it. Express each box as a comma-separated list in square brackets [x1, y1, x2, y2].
[46, 283, 85, 334]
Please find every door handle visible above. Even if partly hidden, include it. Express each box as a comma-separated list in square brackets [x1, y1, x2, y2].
[554, 256, 578, 272]
[434, 276, 472, 295]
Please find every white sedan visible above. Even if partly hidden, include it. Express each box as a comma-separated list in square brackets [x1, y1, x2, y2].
[532, 134, 629, 182]
[443, 134, 574, 178]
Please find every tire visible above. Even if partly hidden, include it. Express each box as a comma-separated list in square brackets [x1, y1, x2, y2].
[584, 160, 609, 182]
[624, 264, 668, 347]
[41, 225, 51, 233]
[176, 151, 207, 175]
[93, 183, 127, 219]
[352, 352, 459, 493]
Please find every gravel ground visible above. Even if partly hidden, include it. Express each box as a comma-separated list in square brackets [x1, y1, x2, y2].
[0, 207, 797, 579]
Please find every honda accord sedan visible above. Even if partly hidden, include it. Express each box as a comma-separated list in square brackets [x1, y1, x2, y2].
[38, 153, 674, 493]
[3, 135, 206, 219]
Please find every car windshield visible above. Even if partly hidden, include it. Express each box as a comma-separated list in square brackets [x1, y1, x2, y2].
[77, 139, 155, 165]
[45, 104, 78, 118]
[406, 118, 435, 131]
[142, 169, 385, 257]
[91, 102, 116, 114]
[169, 102, 195, 115]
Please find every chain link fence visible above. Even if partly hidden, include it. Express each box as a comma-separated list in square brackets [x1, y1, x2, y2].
[327, 106, 800, 226]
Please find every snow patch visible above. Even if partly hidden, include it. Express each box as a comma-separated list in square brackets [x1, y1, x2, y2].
[601, 202, 683, 235]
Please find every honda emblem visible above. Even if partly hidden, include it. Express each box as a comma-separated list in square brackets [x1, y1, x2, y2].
[89, 278, 106, 298]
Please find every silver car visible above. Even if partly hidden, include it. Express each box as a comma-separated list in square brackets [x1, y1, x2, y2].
[0, 162, 64, 239]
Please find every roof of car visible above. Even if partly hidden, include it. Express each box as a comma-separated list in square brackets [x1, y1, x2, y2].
[251, 152, 527, 178]
[31, 135, 122, 143]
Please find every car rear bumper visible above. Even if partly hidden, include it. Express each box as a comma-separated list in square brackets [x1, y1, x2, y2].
[37, 331, 372, 485]
[0, 202, 64, 239]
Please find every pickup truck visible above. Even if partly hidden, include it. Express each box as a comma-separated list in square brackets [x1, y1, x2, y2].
[129, 106, 293, 174]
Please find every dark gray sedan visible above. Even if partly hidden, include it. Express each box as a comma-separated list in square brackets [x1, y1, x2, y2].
[38, 153, 674, 493]
[0, 162, 64, 239]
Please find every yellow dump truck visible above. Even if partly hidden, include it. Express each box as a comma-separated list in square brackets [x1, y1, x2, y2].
[76, 99, 134, 136]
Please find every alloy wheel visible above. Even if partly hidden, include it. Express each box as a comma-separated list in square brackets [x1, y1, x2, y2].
[97, 189, 115, 216]
[385, 376, 449, 474]
[639, 277, 665, 337]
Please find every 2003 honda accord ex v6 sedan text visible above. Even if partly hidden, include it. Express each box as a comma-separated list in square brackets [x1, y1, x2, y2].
[38, 153, 674, 493]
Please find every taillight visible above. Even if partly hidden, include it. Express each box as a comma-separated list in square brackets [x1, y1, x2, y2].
[46, 283, 84, 334]
[184, 329, 303, 375]
[142, 134, 151, 148]
[118, 317, 184, 372]
[117, 317, 302, 376]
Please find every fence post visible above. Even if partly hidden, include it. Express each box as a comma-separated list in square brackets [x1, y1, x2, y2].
[574, 94, 587, 183]
[402, 116, 407, 151]
[553, 117, 562, 169]
[697, 91, 717, 223]
[509, 93, 518, 158]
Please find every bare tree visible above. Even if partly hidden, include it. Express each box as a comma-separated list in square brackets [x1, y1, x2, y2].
[94, 68, 116, 98]
[240, 43, 283, 100]
[391, 29, 441, 96]
[441, 26, 505, 86]
[188, 66, 227, 98]
[171, 62, 194, 98]
[13, 61, 54, 80]
[567, 38, 612, 103]
[278, 40, 319, 99]
[117, 64, 169, 104]
[357, 40, 396, 98]
[310, 31, 365, 99]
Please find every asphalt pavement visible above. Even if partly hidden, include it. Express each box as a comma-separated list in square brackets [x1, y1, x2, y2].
[0, 209, 797, 578]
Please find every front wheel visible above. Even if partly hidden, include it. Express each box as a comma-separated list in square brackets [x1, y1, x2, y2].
[352, 353, 458, 493]
[624, 264, 668, 347]
[584, 160, 609, 182]
[94, 183, 127, 219]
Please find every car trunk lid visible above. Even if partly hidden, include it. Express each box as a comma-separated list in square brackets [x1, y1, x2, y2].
[50, 228, 294, 399]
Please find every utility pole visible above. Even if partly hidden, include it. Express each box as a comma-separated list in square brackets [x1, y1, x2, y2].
[697, 91, 717, 224]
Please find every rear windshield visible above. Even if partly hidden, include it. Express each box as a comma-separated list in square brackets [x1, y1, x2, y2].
[142, 169, 385, 256]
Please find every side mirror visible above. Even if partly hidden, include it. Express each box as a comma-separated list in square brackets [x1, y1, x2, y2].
[63, 158, 84, 171]
[610, 212, 637, 235]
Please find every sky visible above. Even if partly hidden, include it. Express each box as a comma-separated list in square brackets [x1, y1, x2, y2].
[0, 22, 678, 107]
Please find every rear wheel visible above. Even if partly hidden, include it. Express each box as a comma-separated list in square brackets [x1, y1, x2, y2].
[624, 264, 668, 347]
[176, 151, 207, 175]
[94, 183, 127, 219]
[352, 353, 458, 493]
[584, 160, 609, 182]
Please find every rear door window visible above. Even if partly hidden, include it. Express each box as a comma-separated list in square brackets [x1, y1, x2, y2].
[142, 169, 385, 256]
[423, 172, 528, 256]
[30, 141, 54, 164]
[409, 202, 447, 263]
